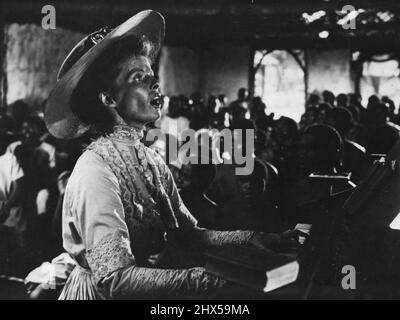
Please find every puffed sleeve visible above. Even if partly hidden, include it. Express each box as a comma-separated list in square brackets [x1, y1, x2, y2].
[67, 151, 226, 299]
[67, 152, 135, 283]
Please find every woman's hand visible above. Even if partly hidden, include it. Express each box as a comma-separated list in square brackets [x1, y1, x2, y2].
[279, 230, 306, 253]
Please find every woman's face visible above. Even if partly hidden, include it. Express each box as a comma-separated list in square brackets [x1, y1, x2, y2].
[111, 55, 162, 127]
[21, 121, 41, 145]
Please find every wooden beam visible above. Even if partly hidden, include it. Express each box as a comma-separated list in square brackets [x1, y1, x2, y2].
[0, 6, 7, 110]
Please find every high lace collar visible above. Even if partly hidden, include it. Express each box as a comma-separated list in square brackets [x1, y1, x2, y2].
[106, 125, 144, 143]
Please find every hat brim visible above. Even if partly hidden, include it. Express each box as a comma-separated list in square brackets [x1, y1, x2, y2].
[45, 10, 165, 139]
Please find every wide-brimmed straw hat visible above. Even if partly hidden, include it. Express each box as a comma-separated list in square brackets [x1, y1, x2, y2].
[44, 10, 165, 139]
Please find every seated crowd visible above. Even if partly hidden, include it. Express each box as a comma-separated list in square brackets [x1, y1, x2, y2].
[0, 88, 399, 286]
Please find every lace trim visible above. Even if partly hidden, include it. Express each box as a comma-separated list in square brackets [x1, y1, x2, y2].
[106, 125, 144, 142]
[87, 137, 179, 231]
[86, 139, 152, 229]
[204, 230, 255, 246]
[86, 231, 135, 283]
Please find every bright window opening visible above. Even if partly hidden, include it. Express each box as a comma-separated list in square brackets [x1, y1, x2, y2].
[254, 50, 306, 122]
[360, 57, 400, 109]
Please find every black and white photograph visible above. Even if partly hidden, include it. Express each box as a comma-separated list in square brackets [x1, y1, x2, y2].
[0, 0, 400, 305]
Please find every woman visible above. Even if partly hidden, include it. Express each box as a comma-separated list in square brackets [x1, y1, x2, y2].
[45, 10, 296, 300]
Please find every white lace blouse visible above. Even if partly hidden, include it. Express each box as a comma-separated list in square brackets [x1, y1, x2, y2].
[59, 125, 254, 300]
